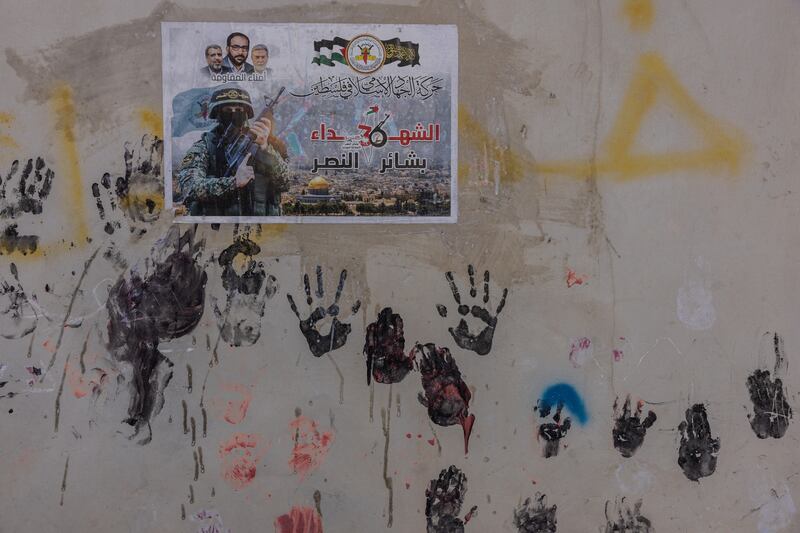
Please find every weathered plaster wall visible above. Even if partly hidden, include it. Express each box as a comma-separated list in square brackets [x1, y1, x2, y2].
[1, 0, 799, 531]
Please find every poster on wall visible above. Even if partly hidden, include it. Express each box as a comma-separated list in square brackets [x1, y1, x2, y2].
[161, 22, 458, 223]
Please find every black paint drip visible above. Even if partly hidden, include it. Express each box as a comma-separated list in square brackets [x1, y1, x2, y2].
[106, 228, 206, 443]
[213, 236, 275, 347]
[435, 266, 508, 356]
[513, 493, 557, 532]
[287, 266, 360, 357]
[416, 343, 475, 454]
[746, 333, 792, 439]
[603, 499, 652, 532]
[677, 403, 720, 481]
[364, 307, 415, 385]
[612, 396, 657, 458]
[425, 465, 476, 533]
[534, 401, 571, 458]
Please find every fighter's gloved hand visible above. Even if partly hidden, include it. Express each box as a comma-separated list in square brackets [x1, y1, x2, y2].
[251, 117, 272, 150]
[234, 154, 255, 188]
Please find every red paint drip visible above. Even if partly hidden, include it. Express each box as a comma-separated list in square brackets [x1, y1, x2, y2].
[461, 414, 476, 454]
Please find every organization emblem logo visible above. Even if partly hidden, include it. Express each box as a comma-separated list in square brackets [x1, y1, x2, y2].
[345, 34, 386, 74]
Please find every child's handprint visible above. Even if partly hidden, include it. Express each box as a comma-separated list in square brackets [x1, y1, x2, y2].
[746, 333, 793, 439]
[436, 265, 507, 355]
[213, 235, 277, 347]
[286, 266, 361, 357]
[677, 403, 720, 481]
[364, 306, 415, 385]
[0, 263, 37, 338]
[0, 157, 55, 255]
[513, 492, 557, 533]
[425, 465, 477, 533]
[603, 498, 653, 532]
[0, 157, 55, 217]
[534, 400, 571, 458]
[612, 395, 657, 458]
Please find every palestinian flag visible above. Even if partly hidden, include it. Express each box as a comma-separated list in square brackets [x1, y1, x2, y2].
[312, 37, 349, 66]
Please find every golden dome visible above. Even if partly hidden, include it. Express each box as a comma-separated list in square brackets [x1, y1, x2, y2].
[308, 176, 330, 190]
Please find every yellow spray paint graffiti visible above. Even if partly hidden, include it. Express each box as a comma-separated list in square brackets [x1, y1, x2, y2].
[461, 53, 747, 183]
[0, 112, 20, 152]
[622, 0, 655, 32]
[137, 107, 163, 138]
[51, 84, 90, 244]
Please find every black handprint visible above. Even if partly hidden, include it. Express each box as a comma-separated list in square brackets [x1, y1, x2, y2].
[0, 263, 37, 339]
[534, 401, 571, 458]
[213, 235, 278, 347]
[0, 157, 55, 254]
[425, 465, 477, 533]
[746, 333, 792, 439]
[287, 266, 361, 357]
[92, 135, 164, 236]
[364, 307, 415, 385]
[612, 396, 657, 458]
[677, 403, 720, 481]
[513, 493, 557, 533]
[603, 498, 652, 532]
[436, 265, 507, 355]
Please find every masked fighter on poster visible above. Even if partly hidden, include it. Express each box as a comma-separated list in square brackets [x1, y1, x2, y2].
[177, 87, 289, 216]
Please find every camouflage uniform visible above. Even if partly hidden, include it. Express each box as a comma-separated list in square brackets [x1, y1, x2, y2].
[177, 128, 288, 216]
[177, 87, 289, 216]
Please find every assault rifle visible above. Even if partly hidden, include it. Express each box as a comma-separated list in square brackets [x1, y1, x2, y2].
[218, 86, 285, 177]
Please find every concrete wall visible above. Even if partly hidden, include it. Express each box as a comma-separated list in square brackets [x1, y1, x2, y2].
[1, 0, 798, 531]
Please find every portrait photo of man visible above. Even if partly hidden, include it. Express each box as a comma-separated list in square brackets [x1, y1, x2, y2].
[251, 44, 272, 76]
[177, 87, 288, 217]
[222, 32, 255, 73]
[201, 44, 231, 76]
